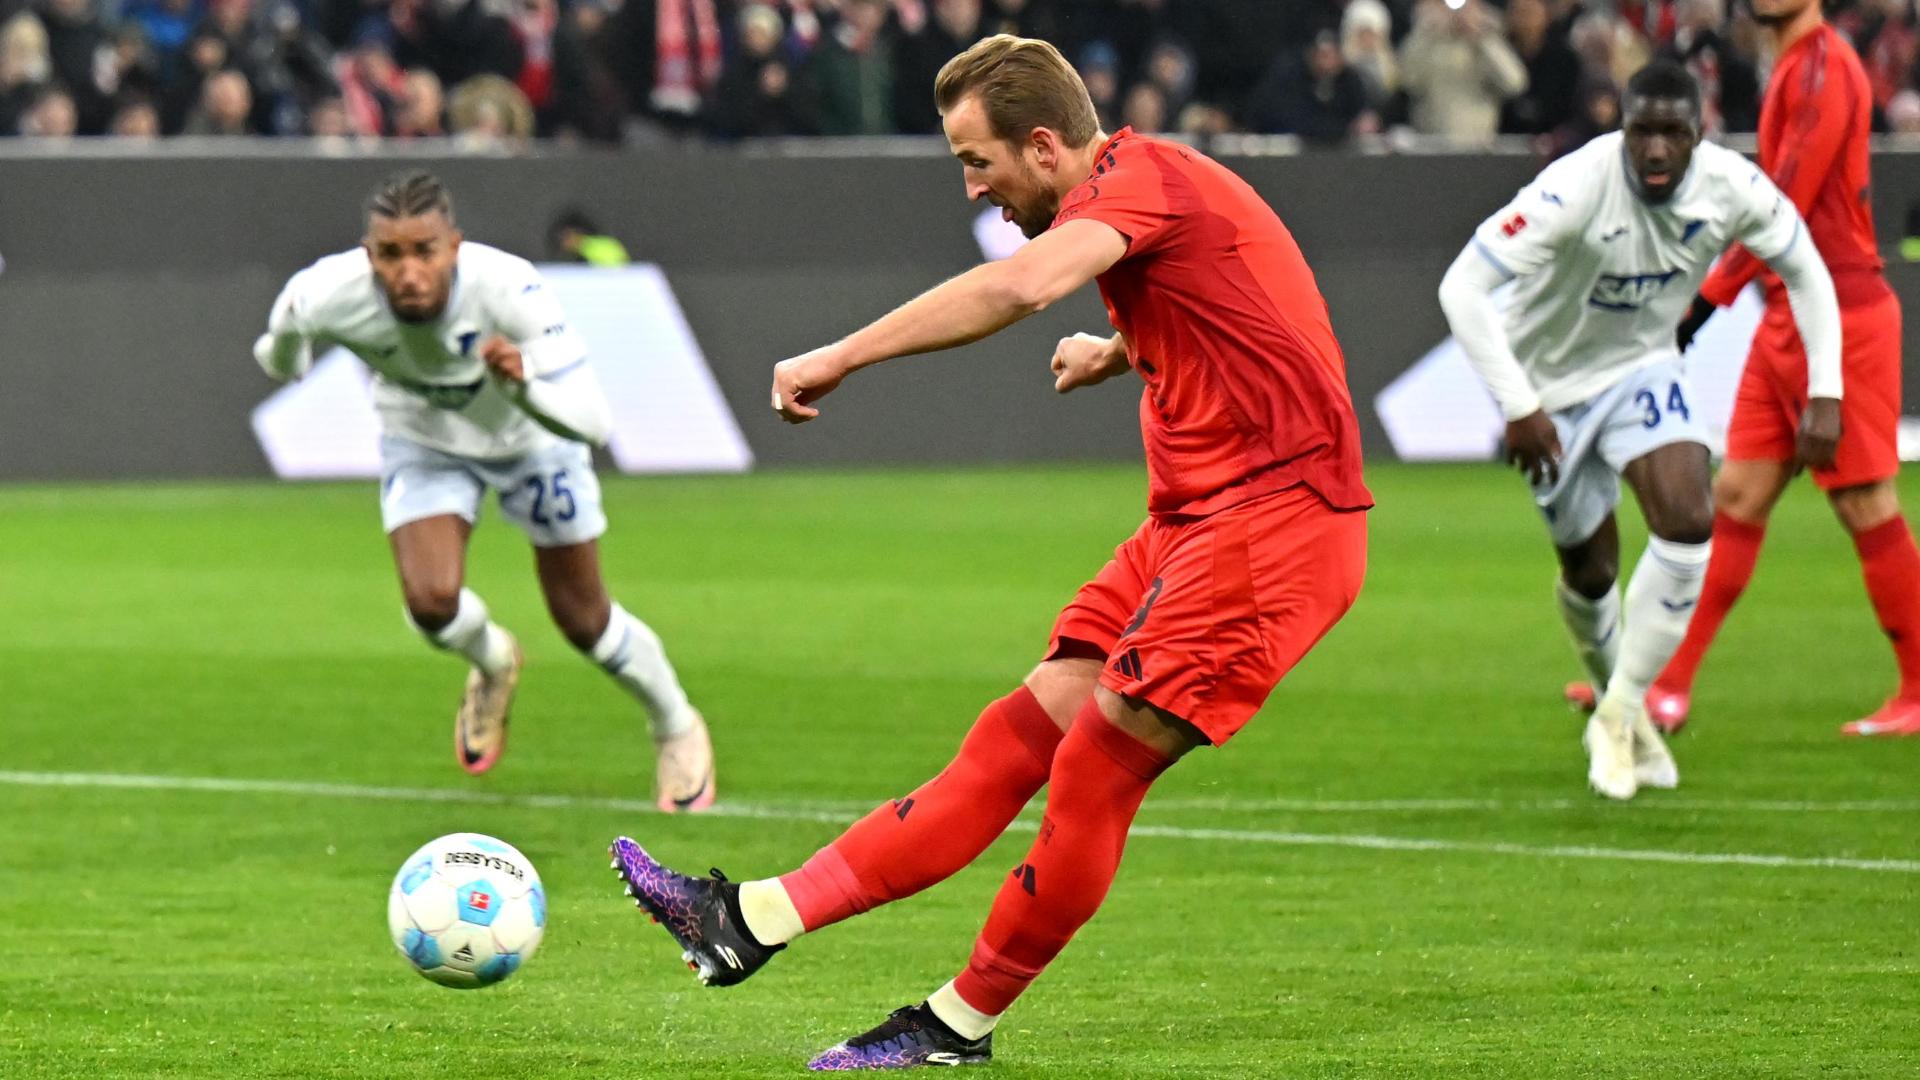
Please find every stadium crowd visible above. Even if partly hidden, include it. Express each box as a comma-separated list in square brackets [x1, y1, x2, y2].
[2, 0, 1918, 146]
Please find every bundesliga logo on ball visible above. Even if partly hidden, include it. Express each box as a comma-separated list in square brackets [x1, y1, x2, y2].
[388, 833, 546, 988]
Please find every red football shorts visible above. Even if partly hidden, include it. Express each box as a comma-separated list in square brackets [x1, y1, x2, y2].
[1044, 484, 1367, 745]
[1727, 292, 1903, 490]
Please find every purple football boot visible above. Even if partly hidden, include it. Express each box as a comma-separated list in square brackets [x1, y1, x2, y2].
[607, 836, 783, 987]
[808, 1003, 993, 1070]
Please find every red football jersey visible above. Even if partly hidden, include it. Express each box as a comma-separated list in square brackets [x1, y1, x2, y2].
[1701, 23, 1891, 310]
[1051, 128, 1372, 518]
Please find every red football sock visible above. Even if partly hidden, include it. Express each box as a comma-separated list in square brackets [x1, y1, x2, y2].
[1657, 511, 1767, 693]
[953, 698, 1173, 1017]
[1852, 515, 1920, 701]
[779, 686, 1065, 932]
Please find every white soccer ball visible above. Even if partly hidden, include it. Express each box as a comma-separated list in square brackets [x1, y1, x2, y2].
[387, 833, 546, 988]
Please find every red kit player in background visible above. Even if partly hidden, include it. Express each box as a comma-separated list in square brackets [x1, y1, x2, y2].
[606, 34, 1371, 1070]
[1648, 0, 1920, 735]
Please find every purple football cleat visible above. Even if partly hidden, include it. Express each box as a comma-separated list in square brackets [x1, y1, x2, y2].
[808, 1003, 993, 1070]
[607, 836, 782, 987]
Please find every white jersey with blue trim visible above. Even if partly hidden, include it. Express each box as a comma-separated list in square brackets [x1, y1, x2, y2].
[265, 242, 595, 460]
[1468, 132, 1803, 412]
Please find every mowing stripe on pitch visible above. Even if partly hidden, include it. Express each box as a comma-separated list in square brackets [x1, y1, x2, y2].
[2, 769, 1915, 875]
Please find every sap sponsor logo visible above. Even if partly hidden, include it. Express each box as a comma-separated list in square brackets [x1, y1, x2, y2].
[1375, 283, 1768, 461]
[542, 323, 567, 336]
[445, 850, 528, 881]
[1588, 268, 1683, 311]
[252, 264, 754, 478]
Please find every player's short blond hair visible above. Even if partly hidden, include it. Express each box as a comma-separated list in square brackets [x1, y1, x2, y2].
[934, 34, 1099, 149]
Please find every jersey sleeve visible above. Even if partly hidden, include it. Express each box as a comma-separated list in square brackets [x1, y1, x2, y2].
[1466, 164, 1588, 281]
[1050, 148, 1180, 259]
[1729, 162, 1804, 263]
[490, 265, 589, 379]
[254, 266, 324, 381]
[1702, 51, 1857, 305]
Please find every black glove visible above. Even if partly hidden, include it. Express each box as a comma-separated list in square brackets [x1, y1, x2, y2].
[1675, 294, 1715, 353]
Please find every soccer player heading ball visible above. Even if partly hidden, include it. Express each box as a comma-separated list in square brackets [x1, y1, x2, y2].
[253, 171, 716, 812]
[1438, 60, 1843, 799]
[611, 33, 1372, 1071]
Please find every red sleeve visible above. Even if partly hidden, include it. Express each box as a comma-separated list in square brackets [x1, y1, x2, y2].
[1051, 148, 1179, 258]
[1702, 47, 1857, 306]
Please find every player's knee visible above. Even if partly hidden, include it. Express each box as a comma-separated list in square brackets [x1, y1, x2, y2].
[1650, 505, 1715, 546]
[1831, 481, 1902, 535]
[403, 585, 462, 633]
[1023, 656, 1102, 732]
[1711, 474, 1767, 522]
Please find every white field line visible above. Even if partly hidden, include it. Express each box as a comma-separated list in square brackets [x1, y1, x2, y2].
[2, 770, 1916, 875]
[1144, 796, 1920, 813]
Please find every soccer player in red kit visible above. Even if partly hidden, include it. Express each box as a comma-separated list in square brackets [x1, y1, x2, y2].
[606, 34, 1371, 1069]
[1646, 0, 1920, 736]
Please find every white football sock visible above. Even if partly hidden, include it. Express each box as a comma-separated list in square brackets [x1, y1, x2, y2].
[1556, 578, 1621, 694]
[588, 602, 695, 739]
[928, 979, 1000, 1041]
[413, 588, 515, 676]
[737, 878, 806, 947]
[1604, 537, 1711, 707]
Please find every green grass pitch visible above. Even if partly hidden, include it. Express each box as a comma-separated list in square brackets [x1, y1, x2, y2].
[0, 463, 1914, 1078]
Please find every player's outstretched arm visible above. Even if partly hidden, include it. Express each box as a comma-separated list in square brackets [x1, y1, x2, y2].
[771, 219, 1129, 423]
[1438, 242, 1561, 484]
[1760, 226, 1844, 469]
[254, 276, 315, 382]
[479, 336, 614, 446]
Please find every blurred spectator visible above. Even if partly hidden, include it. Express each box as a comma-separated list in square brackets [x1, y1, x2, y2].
[609, 0, 722, 129]
[1888, 86, 1920, 133]
[1340, 0, 1398, 113]
[1244, 30, 1376, 143]
[448, 70, 534, 148]
[1120, 79, 1165, 132]
[18, 78, 74, 133]
[1078, 39, 1122, 131]
[109, 92, 159, 134]
[159, 26, 225, 130]
[333, 22, 401, 134]
[182, 66, 253, 132]
[707, 2, 806, 136]
[40, 0, 113, 132]
[894, 0, 981, 134]
[1142, 37, 1197, 121]
[1402, 0, 1528, 140]
[122, 0, 198, 74]
[548, 208, 631, 265]
[392, 65, 441, 136]
[1665, 0, 1757, 133]
[1857, 0, 1917, 110]
[1569, 10, 1651, 91]
[307, 90, 348, 134]
[1548, 72, 1620, 157]
[1501, 0, 1580, 135]
[106, 23, 161, 106]
[558, 0, 628, 142]
[0, 11, 51, 135]
[798, 0, 893, 135]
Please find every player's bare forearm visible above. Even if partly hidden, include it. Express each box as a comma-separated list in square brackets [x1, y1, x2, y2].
[838, 261, 1044, 374]
[772, 221, 1129, 422]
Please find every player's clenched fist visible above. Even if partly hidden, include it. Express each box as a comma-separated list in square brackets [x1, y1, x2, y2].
[1052, 332, 1128, 393]
[478, 336, 525, 382]
[772, 346, 849, 424]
